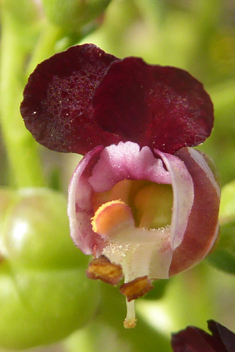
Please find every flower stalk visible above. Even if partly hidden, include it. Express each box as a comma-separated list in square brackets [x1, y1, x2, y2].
[0, 5, 45, 187]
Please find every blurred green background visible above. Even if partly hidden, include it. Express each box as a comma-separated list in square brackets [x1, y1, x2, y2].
[0, 0, 235, 351]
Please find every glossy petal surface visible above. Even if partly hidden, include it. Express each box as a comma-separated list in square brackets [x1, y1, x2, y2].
[93, 58, 214, 153]
[21, 44, 120, 154]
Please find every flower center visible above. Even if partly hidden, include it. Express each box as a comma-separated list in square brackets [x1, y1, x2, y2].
[92, 179, 173, 230]
[90, 179, 173, 328]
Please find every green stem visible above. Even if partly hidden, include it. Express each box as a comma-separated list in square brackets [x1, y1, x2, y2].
[0, 9, 45, 188]
[96, 283, 172, 351]
[26, 22, 64, 76]
[64, 282, 172, 351]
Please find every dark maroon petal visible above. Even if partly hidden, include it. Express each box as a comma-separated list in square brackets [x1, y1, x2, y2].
[171, 326, 226, 352]
[21, 44, 121, 154]
[93, 57, 213, 153]
[208, 320, 235, 352]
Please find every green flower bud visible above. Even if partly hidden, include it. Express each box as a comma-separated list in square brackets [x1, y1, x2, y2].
[0, 188, 100, 350]
[41, 0, 112, 32]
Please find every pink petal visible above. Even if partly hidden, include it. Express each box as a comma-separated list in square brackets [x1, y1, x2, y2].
[68, 145, 105, 255]
[88, 141, 172, 192]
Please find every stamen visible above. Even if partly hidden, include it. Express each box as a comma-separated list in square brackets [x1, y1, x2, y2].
[120, 275, 153, 301]
[86, 255, 123, 285]
[124, 299, 137, 329]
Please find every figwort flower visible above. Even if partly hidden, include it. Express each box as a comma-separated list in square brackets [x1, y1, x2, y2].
[171, 320, 235, 352]
[21, 44, 220, 328]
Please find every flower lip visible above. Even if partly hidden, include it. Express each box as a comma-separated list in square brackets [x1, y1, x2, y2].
[21, 44, 214, 155]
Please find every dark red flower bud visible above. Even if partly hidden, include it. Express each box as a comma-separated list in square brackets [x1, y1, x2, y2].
[171, 320, 235, 352]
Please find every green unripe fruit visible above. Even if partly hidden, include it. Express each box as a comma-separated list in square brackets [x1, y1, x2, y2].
[0, 188, 100, 350]
[3, 188, 85, 269]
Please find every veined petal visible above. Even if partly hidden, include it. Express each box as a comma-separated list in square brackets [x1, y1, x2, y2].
[21, 44, 120, 154]
[93, 57, 214, 153]
[170, 147, 220, 276]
